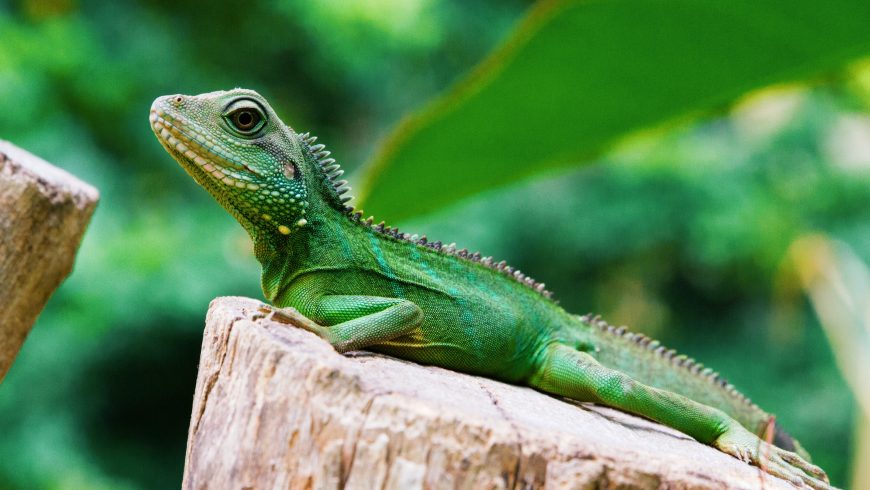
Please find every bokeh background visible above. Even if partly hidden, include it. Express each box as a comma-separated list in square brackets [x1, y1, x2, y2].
[1, 0, 869, 488]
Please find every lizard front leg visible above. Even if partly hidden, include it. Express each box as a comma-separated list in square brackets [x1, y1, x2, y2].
[528, 344, 831, 489]
[263, 295, 423, 353]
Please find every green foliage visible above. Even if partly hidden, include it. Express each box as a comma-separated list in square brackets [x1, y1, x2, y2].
[0, 1, 526, 488]
[359, 0, 870, 221]
[0, 1, 866, 488]
[410, 88, 867, 483]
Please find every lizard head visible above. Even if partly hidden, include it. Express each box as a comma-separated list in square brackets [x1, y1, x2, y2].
[150, 89, 320, 240]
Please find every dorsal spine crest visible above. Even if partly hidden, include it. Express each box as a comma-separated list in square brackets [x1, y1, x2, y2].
[301, 133, 555, 300]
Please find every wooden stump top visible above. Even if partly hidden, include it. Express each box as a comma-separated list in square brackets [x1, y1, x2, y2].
[184, 296, 793, 489]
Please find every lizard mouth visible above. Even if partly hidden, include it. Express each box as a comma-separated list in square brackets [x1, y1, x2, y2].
[149, 104, 262, 191]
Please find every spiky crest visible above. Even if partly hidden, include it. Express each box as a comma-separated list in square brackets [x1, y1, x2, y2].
[299, 132, 555, 300]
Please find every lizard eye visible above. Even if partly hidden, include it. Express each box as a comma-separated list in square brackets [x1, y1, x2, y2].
[223, 99, 267, 136]
[232, 110, 260, 131]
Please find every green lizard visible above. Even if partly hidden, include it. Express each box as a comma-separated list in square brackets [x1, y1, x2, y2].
[151, 89, 831, 489]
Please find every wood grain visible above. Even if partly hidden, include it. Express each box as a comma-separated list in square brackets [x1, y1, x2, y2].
[0, 140, 98, 383]
[184, 296, 793, 489]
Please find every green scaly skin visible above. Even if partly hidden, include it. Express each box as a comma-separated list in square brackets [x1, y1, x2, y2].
[151, 89, 831, 489]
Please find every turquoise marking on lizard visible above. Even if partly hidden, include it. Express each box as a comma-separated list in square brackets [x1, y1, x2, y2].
[368, 234, 404, 299]
[151, 89, 832, 489]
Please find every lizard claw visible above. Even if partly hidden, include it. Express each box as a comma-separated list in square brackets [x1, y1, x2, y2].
[257, 305, 332, 341]
[779, 451, 830, 483]
[715, 426, 833, 489]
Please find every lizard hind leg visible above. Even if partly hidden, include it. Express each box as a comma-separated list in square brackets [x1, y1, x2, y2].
[526, 342, 732, 444]
[527, 344, 831, 489]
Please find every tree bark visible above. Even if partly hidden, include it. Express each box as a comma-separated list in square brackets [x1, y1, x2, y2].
[184, 296, 794, 490]
[0, 140, 98, 383]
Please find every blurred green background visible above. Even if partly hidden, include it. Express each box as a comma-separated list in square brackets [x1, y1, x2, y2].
[1, 0, 869, 488]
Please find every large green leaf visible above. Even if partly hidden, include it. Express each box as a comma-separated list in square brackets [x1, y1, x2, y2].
[357, 0, 870, 221]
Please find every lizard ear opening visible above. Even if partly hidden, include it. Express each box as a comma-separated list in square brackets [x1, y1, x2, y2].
[283, 161, 296, 180]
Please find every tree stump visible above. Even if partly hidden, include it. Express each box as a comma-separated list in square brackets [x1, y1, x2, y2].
[183, 296, 794, 489]
[0, 140, 98, 383]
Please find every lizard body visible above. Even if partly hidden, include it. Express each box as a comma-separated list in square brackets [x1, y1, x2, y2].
[151, 89, 830, 488]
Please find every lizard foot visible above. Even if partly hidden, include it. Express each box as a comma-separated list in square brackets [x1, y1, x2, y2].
[715, 425, 832, 489]
[257, 305, 332, 342]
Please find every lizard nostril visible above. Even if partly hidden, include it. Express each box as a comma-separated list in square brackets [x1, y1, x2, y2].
[174, 96, 183, 104]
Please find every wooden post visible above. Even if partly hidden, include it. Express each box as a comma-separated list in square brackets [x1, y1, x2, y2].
[0, 140, 98, 383]
[183, 296, 794, 489]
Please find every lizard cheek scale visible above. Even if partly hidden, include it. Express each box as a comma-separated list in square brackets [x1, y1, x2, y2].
[151, 88, 832, 490]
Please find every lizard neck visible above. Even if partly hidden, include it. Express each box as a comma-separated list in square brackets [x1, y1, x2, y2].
[256, 132, 557, 303]
[251, 131, 353, 296]
[255, 188, 355, 304]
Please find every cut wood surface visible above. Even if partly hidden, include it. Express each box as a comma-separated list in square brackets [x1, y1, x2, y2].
[0, 140, 98, 383]
[184, 296, 794, 489]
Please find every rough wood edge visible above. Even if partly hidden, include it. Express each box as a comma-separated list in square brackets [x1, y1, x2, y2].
[0, 140, 99, 383]
[182, 296, 795, 490]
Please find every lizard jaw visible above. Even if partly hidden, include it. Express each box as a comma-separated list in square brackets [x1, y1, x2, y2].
[150, 107, 262, 192]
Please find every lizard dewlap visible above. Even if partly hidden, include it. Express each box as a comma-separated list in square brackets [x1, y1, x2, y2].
[151, 89, 831, 489]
